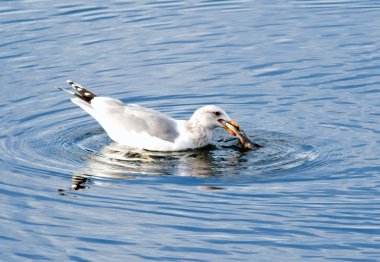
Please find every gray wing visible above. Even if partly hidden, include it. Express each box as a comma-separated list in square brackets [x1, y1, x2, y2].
[121, 104, 180, 143]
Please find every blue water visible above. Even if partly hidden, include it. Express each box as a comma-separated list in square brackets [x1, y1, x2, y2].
[1, 0, 380, 261]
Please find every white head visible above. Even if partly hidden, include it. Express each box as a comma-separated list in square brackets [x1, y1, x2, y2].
[190, 105, 240, 136]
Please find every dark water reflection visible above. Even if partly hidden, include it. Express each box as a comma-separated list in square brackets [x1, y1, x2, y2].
[1, 0, 380, 261]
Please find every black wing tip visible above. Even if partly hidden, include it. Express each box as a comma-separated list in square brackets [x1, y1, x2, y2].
[66, 80, 96, 102]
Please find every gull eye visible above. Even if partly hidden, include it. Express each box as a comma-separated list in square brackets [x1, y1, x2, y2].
[214, 111, 221, 117]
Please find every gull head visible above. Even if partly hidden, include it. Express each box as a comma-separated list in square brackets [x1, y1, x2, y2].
[190, 105, 241, 136]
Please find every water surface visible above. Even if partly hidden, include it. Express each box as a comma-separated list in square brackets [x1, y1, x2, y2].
[1, 0, 380, 261]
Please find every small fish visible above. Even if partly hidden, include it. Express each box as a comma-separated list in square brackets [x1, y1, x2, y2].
[225, 122, 261, 152]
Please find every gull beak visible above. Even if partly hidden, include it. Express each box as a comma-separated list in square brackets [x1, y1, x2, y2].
[218, 119, 240, 136]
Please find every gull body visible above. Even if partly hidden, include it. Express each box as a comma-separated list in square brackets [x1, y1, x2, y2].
[63, 81, 239, 151]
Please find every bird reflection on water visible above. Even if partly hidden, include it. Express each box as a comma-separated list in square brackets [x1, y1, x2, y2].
[59, 129, 323, 195]
[67, 138, 247, 191]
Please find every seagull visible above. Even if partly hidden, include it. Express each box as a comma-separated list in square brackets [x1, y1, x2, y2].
[60, 80, 242, 151]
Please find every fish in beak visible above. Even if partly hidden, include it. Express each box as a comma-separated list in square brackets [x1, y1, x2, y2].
[218, 119, 240, 136]
[218, 119, 261, 152]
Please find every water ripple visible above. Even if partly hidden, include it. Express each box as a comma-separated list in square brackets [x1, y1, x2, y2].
[1, 92, 345, 188]
[1, 0, 379, 261]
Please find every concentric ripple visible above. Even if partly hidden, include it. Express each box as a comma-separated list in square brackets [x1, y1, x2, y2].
[1, 99, 345, 186]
